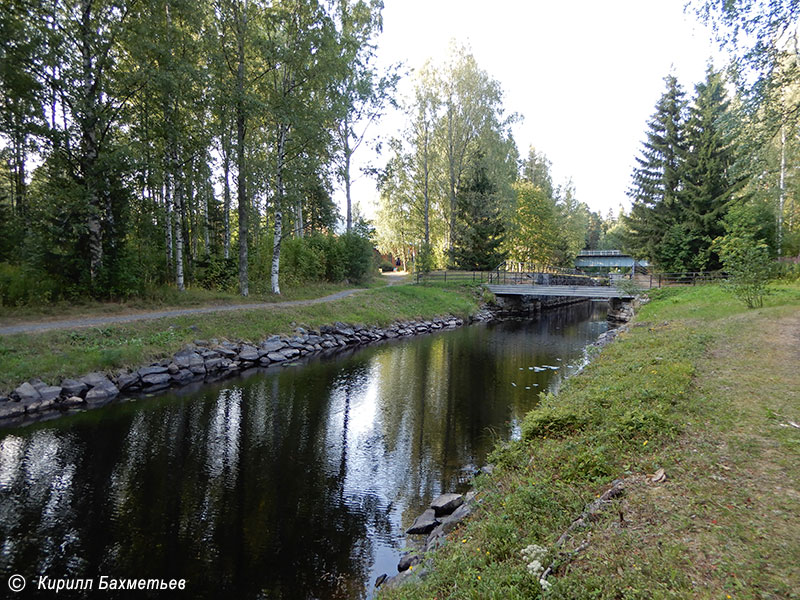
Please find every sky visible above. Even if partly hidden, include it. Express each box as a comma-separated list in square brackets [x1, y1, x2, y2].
[342, 0, 725, 221]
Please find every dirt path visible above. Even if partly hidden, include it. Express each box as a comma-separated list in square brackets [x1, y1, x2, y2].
[0, 288, 366, 336]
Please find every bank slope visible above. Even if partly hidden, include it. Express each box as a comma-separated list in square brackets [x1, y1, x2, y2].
[380, 283, 800, 600]
[0, 284, 481, 395]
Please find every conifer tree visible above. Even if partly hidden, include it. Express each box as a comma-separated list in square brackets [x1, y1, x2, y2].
[449, 155, 506, 270]
[682, 65, 734, 269]
[625, 74, 688, 268]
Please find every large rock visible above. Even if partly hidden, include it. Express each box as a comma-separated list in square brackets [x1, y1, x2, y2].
[38, 386, 62, 403]
[61, 378, 88, 397]
[85, 380, 119, 404]
[29, 378, 48, 391]
[214, 346, 237, 358]
[430, 493, 463, 517]
[204, 357, 224, 372]
[115, 373, 140, 391]
[137, 365, 169, 378]
[397, 553, 422, 573]
[0, 402, 26, 420]
[171, 369, 195, 385]
[266, 352, 287, 362]
[27, 397, 57, 413]
[424, 503, 474, 552]
[259, 340, 286, 354]
[62, 396, 85, 408]
[238, 349, 260, 362]
[279, 347, 300, 360]
[405, 508, 440, 535]
[14, 382, 41, 403]
[80, 372, 113, 388]
[142, 373, 171, 387]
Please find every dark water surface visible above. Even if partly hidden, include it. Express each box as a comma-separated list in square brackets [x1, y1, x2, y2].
[0, 302, 608, 599]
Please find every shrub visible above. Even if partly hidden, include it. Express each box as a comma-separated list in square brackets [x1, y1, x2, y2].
[717, 235, 773, 308]
[0, 263, 61, 306]
[195, 255, 238, 292]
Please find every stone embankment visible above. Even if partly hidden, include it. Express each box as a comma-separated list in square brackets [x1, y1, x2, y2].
[0, 316, 465, 427]
[376, 487, 484, 591]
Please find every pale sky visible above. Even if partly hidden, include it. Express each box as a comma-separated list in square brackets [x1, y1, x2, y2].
[343, 0, 724, 221]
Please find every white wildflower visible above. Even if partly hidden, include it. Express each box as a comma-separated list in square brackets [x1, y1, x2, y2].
[539, 577, 551, 592]
[526, 559, 543, 577]
[520, 544, 547, 562]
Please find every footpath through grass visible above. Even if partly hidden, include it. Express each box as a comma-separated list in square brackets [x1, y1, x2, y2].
[0, 282, 479, 395]
[381, 283, 800, 600]
[0, 281, 373, 325]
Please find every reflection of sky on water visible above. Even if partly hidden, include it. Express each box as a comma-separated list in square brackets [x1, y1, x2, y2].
[0, 302, 607, 599]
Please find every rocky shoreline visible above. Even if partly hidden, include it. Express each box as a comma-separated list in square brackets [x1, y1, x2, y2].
[373, 295, 643, 596]
[0, 315, 473, 428]
[0, 295, 638, 429]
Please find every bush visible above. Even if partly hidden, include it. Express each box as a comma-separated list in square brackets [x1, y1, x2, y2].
[717, 235, 773, 308]
[417, 242, 435, 273]
[339, 232, 376, 284]
[277, 232, 376, 288]
[195, 255, 238, 292]
[280, 236, 327, 287]
[0, 263, 61, 306]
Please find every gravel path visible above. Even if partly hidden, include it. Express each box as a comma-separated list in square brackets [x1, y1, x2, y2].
[0, 288, 365, 336]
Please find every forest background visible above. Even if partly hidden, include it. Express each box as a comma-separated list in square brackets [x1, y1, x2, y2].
[1, 0, 798, 308]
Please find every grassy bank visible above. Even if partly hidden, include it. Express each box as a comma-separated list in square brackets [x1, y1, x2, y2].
[382, 283, 800, 600]
[0, 282, 478, 394]
[0, 281, 377, 325]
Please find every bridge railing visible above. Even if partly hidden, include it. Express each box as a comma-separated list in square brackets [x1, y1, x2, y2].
[650, 271, 727, 287]
[414, 270, 491, 284]
[491, 261, 607, 286]
[414, 262, 611, 286]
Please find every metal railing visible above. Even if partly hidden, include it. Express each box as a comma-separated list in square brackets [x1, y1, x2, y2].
[414, 262, 611, 286]
[414, 270, 491, 284]
[576, 249, 624, 257]
[651, 271, 727, 287]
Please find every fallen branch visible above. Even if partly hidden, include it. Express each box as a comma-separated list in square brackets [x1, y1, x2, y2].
[542, 477, 630, 582]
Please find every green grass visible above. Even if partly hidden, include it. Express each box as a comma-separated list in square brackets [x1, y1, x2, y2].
[380, 282, 800, 600]
[0, 281, 364, 324]
[0, 282, 482, 394]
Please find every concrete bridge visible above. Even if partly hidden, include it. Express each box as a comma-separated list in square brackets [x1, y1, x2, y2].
[486, 284, 634, 300]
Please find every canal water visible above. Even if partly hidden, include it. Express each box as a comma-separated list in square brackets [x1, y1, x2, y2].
[0, 302, 608, 599]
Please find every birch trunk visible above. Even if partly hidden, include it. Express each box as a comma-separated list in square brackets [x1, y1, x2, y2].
[164, 177, 173, 272]
[235, 1, 249, 297]
[222, 127, 232, 260]
[271, 126, 288, 295]
[778, 125, 786, 257]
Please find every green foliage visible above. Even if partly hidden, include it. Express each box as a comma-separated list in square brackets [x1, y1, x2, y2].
[521, 399, 588, 439]
[625, 69, 739, 271]
[194, 256, 239, 292]
[417, 242, 435, 273]
[614, 278, 644, 297]
[0, 263, 61, 306]
[505, 181, 559, 264]
[717, 235, 773, 308]
[339, 232, 376, 283]
[278, 232, 375, 288]
[449, 157, 507, 270]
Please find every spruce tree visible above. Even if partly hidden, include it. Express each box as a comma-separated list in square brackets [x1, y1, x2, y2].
[681, 65, 734, 270]
[625, 74, 688, 268]
[450, 156, 506, 270]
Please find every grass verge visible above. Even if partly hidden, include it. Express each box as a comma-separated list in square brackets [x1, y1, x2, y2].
[0, 281, 377, 325]
[0, 282, 480, 394]
[380, 283, 800, 600]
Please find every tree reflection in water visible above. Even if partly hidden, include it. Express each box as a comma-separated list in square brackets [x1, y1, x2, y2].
[0, 301, 607, 599]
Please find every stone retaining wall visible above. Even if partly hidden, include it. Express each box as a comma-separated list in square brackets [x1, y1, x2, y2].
[0, 316, 466, 427]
